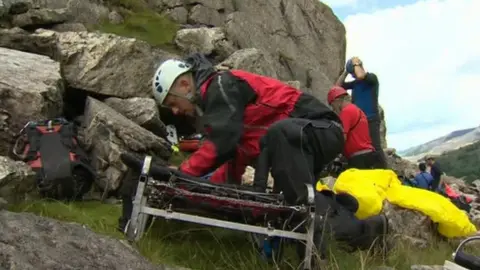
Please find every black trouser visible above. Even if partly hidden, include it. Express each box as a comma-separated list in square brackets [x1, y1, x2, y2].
[367, 118, 388, 168]
[431, 176, 441, 191]
[254, 118, 344, 205]
[118, 169, 137, 230]
[347, 151, 387, 170]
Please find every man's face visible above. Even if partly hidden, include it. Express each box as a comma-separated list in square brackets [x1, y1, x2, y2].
[426, 159, 433, 166]
[330, 99, 342, 114]
[163, 76, 196, 117]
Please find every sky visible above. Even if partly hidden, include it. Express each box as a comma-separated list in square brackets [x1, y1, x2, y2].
[322, 0, 480, 151]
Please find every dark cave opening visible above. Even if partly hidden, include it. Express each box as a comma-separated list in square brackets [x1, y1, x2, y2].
[62, 86, 198, 138]
[62, 87, 111, 123]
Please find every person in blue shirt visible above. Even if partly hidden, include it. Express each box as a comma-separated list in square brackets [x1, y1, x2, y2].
[335, 57, 387, 168]
[413, 162, 434, 190]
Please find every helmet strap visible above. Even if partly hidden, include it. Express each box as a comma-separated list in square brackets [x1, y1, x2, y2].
[168, 91, 202, 116]
[169, 91, 195, 102]
[195, 105, 204, 117]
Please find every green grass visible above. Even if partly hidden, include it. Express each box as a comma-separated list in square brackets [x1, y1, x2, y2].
[169, 150, 190, 166]
[8, 199, 462, 270]
[436, 140, 480, 183]
[92, 0, 180, 52]
[96, 11, 179, 51]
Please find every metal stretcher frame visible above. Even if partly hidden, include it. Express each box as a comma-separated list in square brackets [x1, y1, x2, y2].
[124, 156, 319, 269]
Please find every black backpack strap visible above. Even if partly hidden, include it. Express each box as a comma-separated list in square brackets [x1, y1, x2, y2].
[349, 111, 362, 133]
[421, 173, 428, 186]
[24, 126, 41, 161]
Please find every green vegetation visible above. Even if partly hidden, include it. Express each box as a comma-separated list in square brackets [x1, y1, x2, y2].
[7, 198, 463, 270]
[93, 0, 179, 51]
[437, 140, 480, 183]
[169, 150, 190, 166]
[104, 0, 149, 11]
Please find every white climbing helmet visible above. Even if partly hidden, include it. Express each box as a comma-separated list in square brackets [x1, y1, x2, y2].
[152, 59, 192, 105]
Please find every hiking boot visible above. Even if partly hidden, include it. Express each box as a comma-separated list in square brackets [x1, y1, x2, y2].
[117, 217, 129, 233]
[362, 214, 389, 256]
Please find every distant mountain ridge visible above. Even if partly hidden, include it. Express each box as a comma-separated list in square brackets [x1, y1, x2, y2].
[399, 125, 480, 161]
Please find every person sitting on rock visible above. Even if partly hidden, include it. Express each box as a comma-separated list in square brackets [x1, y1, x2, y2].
[327, 86, 386, 169]
[413, 162, 434, 190]
[335, 57, 388, 168]
[151, 53, 344, 204]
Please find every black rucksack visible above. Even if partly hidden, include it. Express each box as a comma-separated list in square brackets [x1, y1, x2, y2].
[12, 118, 95, 200]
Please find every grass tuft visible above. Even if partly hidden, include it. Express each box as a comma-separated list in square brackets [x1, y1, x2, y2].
[96, 11, 179, 51]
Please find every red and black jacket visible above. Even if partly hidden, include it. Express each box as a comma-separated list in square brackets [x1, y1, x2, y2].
[179, 54, 340, 182]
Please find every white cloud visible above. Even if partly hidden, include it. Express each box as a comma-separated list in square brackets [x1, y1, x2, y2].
[342, 0, 480, 151]
[321, 0, 359, 8]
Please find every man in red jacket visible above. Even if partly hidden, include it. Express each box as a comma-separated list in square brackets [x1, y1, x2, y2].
[327, 86, 387, 169]
[151, 53, 344, 204]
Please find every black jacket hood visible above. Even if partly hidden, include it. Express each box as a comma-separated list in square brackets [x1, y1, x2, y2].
[184, 53, 216, 95]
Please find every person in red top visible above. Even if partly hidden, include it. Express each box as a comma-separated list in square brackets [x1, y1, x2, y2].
[327, 86, 387, 169]
[151, 53, 344, 204]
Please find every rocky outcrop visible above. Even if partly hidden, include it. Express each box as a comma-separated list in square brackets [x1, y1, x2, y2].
[49, 30, 177, 98]
[379, 105, 387, 149]
[165, 0, 346, 101]
[174, 27, 235, 61]
[215, 48, 279, 78]
[0, 28, 178, 98]
[0, 156, 36, 202]
[104, 97, 168, 138]
[0, 27, 58, 57]
[10, 7, 69, 28]
[83, 97, 172, 192]
[385, 149, 417, 177]
[0, 210, 187, 270]
[0, 47, 64, 156]
[0, 0, 109, 27]
[3, 0, 347, 101]
[155, 0, 234, 25]
[0, 30, 179, 194]
[225, 0, 345, 99]
[383, 201, 437, 248]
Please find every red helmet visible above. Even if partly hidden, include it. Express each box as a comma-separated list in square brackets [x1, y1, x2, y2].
[327, 86, 348, 105]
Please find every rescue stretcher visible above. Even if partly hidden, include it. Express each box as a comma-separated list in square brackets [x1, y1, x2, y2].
[120, 153, 321, 269]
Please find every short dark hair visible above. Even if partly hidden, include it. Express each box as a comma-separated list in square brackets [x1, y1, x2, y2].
[418, 163, 426, 171]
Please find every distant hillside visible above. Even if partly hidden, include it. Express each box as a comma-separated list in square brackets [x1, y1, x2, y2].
[436, 140, 480, 183]
[399, 126, 480, 160]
